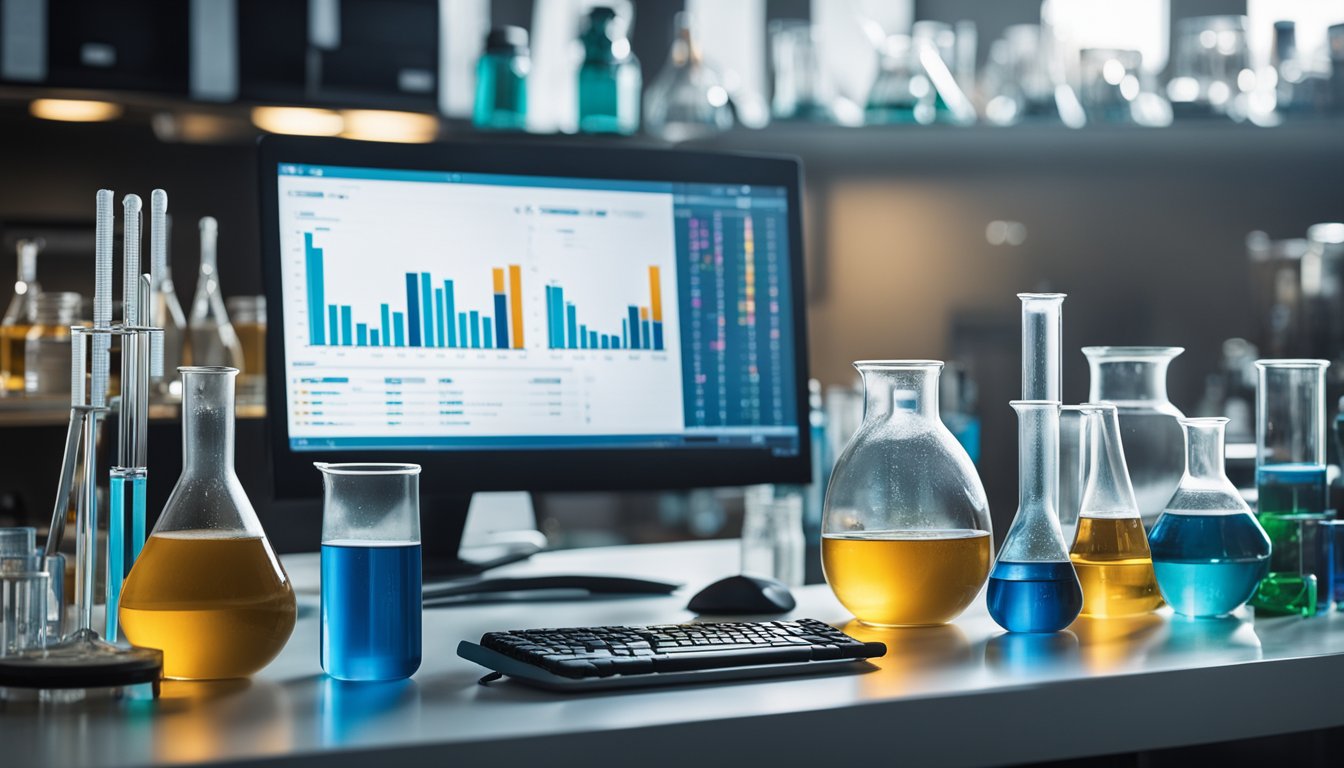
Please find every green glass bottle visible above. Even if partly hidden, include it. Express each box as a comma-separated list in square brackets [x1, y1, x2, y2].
[473, 26, 530, 131]
[577, 7, 641, 135]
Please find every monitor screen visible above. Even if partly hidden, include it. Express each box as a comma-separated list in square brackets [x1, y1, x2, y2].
[274, 162, 800, 458]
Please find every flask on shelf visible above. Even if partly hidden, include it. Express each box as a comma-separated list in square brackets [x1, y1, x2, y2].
[1083, 346, 1187, 528]
[186, 217, 243, 369]
[988, 294, 1082, 633]
[225, 295, 266, 405]
[473, 26, 529, 131]
[821, 360, 992, 627]
[150, 213, 187, 400]
[643, 12, 732, 142]
[1064, 403, 1162, 618]
[577, 6, 641, 136]
[119, 367, 296, 679]
[1149, 417, 1270, 617]
[1, 238, 41, 392]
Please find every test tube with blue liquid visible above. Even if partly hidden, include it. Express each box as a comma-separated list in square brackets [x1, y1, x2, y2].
[317, 463, 423, 681]
[1250, 359, 1333, 615]
[987, 294, 1082, 633]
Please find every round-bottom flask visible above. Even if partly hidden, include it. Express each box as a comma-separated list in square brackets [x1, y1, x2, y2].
[988, 401, 1083, 633]
[821, 361, 992, 627]
[120, 367, 296, 679]
[1150, 417, 1271, 617]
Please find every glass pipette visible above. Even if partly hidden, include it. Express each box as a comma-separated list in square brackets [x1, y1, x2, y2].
[107, 194, 142, 640]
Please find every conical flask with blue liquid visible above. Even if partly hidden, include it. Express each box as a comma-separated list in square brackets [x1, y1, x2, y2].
[987, 293, 1082, 633]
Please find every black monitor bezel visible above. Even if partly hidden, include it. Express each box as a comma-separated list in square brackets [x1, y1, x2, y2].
[259, 135, 811, 499]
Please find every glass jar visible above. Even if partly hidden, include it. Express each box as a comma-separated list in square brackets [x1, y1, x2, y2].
[225, 295, 266, 405]
[1083, 346, 1187, 528]
[577, 6, 641, 136]
[1, 239, 41, 393]
[23, 291, 80, 395]
[821, 360, 992, 627]
[473, 26, 529, 131]
[1150, 417, 1270, 617]
[120, 367, 295, 679]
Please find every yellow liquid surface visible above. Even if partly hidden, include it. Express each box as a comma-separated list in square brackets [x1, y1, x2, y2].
[1070, 517, 1162, 617]
[0, 323, 30, 391]
[120, 531, 297, 680]
[822, 530, 991, 627]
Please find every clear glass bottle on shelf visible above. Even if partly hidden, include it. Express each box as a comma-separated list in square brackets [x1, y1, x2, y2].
[23, 291, 80, 395]
[1083, 346, 1186, 529]
[1, 239, 42, 393]
[1064, 403, 1161, 618]
[577, 6, 641, 136]
[119, 367, 296, 679]
[1150, 417, 1270, 617]
[187, 217, 243, 369]
[821, 360, 992, 627]
[643, 12, 733, 142]
[151, 214, 187, 400]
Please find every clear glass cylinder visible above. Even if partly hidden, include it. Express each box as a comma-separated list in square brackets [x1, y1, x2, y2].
[643, 12, 733, 142]
[1064, 404, 1161, 617]
[741, 485, 805, 588]
[770, 20, 836, 122]
[24, 292, 80, 395]
[473, 26, 529, 131]
[317, 462, 422, 681]
[120, 366, 295, 679]
[821, 360, 992, 627]
[1150, 417, 1270, 617]
[1252, 359, 1332, 615]
[1084, 346, 1186, 527]
[988, 401, 1083, 633]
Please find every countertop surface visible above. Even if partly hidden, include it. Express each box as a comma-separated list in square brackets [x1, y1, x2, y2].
[6, 539, 1344, 768]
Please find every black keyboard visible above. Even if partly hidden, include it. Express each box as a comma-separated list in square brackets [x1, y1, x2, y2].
[457, 619, 886, 691]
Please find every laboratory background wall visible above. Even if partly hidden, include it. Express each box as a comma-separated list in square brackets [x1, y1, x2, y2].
[0, 0, 1341, 551]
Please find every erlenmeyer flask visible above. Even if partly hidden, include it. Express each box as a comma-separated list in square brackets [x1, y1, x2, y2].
[120, 367, 296, 679]
[1065, 403, 1162, 618]
[988, 401, 1083, 632]
[151, 214, 187, 399]
[1150, 417, 1270, 617]
[186, 217, 244, 369]
[821, 361, 992, 627]
[643, 12, 733, 142]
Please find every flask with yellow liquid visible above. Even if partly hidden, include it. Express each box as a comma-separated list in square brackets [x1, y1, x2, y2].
[120, 366, 296, 679]
[1065, 403, 1162, 618]
[821, 360, 992, 627]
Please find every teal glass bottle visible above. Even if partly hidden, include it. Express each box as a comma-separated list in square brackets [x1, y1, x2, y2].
[577, 7, 642, 135]
[473, 26, 530, 132]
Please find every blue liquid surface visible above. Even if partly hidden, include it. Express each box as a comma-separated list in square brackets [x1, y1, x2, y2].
[321, 542, 422, 681]
[986, 561, 1083, 633]
[1149, 511, 1271, 617]
[1257, 463, 1328, 516]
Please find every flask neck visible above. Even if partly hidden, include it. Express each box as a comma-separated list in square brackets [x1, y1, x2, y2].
[1014, 401, 1059, 515]
[181, 367, 237, 473]
[858, 363, 940, 422]
[1183, 419, 1229, 481]
[1086, 352, 1178, 403]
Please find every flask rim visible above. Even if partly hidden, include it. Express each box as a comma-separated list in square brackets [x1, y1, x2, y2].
[852, 359, 943, 370]
[1252, 358, 1330, 370]
[1060, 402, 1117, 414]
[1179, 416, 1230, 427]
[177, 365, 238, 375]
[1081, 345, 1184, 360]
[314, 462, 422, 476]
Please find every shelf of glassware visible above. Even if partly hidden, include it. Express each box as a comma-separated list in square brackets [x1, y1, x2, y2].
[682, 119, 1344, 171]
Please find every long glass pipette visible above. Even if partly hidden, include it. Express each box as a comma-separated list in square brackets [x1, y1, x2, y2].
[107, 194, 142, 640]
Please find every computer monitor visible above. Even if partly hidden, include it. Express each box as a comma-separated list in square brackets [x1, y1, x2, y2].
[259, 136, 810, 571]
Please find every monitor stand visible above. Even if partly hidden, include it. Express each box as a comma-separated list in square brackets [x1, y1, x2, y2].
[420, 492, 541, 579]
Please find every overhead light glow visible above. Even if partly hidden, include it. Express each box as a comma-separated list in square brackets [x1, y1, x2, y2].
[340, 110, 439, 143]
[250, 106, 344, 136]
[30, 99, 123, 122]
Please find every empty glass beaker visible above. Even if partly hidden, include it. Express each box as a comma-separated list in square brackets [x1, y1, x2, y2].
[821, 361, 992, 627]
[989, 401, 1083, 633]
[1251, 359, 1332, 615]
[120, 367, 295, 679]
[1083, 346, 1187, 529]
[741, 485, 805, 588]
[1065, 404, 1161, 617]
[1150, 418, 1270, 617]
[317, 463, 422, 682]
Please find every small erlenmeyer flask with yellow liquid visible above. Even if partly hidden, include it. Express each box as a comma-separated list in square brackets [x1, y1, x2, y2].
[1065, 403, 1162, 618]
[120, 366, 296, 679]
[821, 361, 993, 627]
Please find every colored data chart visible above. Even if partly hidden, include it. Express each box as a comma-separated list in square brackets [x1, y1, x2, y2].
[546, 266, 666, 351]
[304, 232, 524, 350]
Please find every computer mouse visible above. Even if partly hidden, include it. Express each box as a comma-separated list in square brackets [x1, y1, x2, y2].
[687, 575, 797, 615]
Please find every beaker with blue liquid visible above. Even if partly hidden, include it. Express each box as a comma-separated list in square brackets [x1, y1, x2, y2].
[317, 463, 423, 682]
[1149, 418, 1270, 617]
